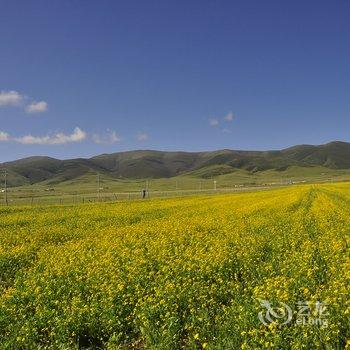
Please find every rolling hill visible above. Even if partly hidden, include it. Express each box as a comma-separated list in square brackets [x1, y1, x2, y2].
[0, 141, 349, 187]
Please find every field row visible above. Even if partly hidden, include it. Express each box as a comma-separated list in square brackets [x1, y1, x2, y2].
[0, 183, 349, 349]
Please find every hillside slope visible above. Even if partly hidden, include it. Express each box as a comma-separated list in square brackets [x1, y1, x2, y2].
[0, 141, 349, 186]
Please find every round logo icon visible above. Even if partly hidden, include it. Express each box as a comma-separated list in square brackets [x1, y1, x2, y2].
[258, 299, 293, 326]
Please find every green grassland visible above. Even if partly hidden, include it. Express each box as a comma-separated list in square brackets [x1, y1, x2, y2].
[2, 165, 350, 206]
[1, 140, 350, 205]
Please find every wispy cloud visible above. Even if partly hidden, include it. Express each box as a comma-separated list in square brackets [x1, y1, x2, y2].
[0, 127, 87, 145]
[224, 112, 234, 121]
[209, 112, 236, 129]
[0, 131, 10, 141]
[92, 134, 103, 144]
[222, 128, 232, 134]
[0, 90, 24, 106]
[209, 118, 219, 126]
[109, 131, 121, 143]
[137, 132, 149, 141]
[26, 101, 48, 114]
[92, 130, 121, 144]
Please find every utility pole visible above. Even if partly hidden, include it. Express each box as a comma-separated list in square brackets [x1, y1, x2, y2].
[146, 180, 149, 198]
[97, 173, 100, 201]
[4, 170, 8, 205]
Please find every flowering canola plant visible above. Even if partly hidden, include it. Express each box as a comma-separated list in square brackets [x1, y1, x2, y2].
[0, 183, 349, 349]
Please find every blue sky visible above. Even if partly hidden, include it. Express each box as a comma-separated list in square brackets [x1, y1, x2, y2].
[0, 0, 349, 162]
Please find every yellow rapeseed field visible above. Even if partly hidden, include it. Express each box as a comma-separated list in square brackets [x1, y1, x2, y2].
[0, 183, 349, 349]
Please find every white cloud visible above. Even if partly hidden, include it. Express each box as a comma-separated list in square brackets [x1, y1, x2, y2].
[0, 127, 87, 145]
[0, 90, 49, 115]
[222, 128, 232, 134]
[209, 118, 219, 126]
[92, 130, 121, 144]
[0, 91, 24, 106]
[0, 131, 10, 141]
[137, 132, 149, 141]
[109, 131, 121, 143]
[224, 112, 234, 121]
[26, 101, 48, 113]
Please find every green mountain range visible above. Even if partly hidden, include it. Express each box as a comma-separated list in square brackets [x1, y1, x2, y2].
[1, 141, 349, 187]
